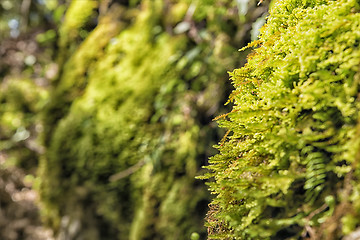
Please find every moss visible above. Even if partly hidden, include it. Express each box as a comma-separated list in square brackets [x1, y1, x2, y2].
[203, 0, 360, 239]
[37, 0, 266, 239]
[0, 78, 47, 169]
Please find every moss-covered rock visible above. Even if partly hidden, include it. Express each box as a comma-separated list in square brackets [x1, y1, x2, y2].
[203, 0, 360, 239]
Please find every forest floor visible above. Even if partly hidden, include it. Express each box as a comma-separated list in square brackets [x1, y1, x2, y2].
[0, 153, 54, 240]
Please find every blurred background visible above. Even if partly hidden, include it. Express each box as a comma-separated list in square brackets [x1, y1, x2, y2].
[0, 0, 269, 239]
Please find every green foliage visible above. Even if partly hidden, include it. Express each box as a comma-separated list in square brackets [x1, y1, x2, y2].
[0, 0, 57, 173]
[0, 78, 47, 168]
[203, 0, 360, 239]
[37, 0, 266, 239]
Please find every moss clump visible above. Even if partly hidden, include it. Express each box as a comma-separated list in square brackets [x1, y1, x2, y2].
[37, 0, 267, 239]
[203, 0, 360, 239]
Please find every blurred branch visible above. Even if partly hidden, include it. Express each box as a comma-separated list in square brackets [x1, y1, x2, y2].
[344, 228, 360, 240]
[109, 159, 146, 182]
[99, 0, 111, 18]
[20, 0, 31, 32]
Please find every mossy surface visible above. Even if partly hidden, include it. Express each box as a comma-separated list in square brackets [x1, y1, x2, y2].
[37, 0, 267, 239]
[203, 0, 360, 239]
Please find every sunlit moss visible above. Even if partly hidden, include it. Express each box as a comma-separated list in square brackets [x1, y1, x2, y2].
[37, 0, 263, 239]
[204, 0, 360, 239]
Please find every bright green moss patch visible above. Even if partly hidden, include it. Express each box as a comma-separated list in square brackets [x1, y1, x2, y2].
[37, 0, 267, 239]
[204, 0, 360, 239]
[39, 3, 200, 237]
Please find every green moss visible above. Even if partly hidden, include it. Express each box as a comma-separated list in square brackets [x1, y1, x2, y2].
[0, 78, 47, 168]
[38, 0, 265, 238]
[58, 0, 98, 51]
[204, 0, 360, 239]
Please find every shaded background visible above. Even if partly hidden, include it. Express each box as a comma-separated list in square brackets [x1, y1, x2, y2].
[0, 0, 269, 239]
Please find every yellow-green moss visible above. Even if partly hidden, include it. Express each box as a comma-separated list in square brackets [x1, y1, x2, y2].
[0, 78, 47, 168]
[204, 0, 360, 239]
[38, 0, 265, 239]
